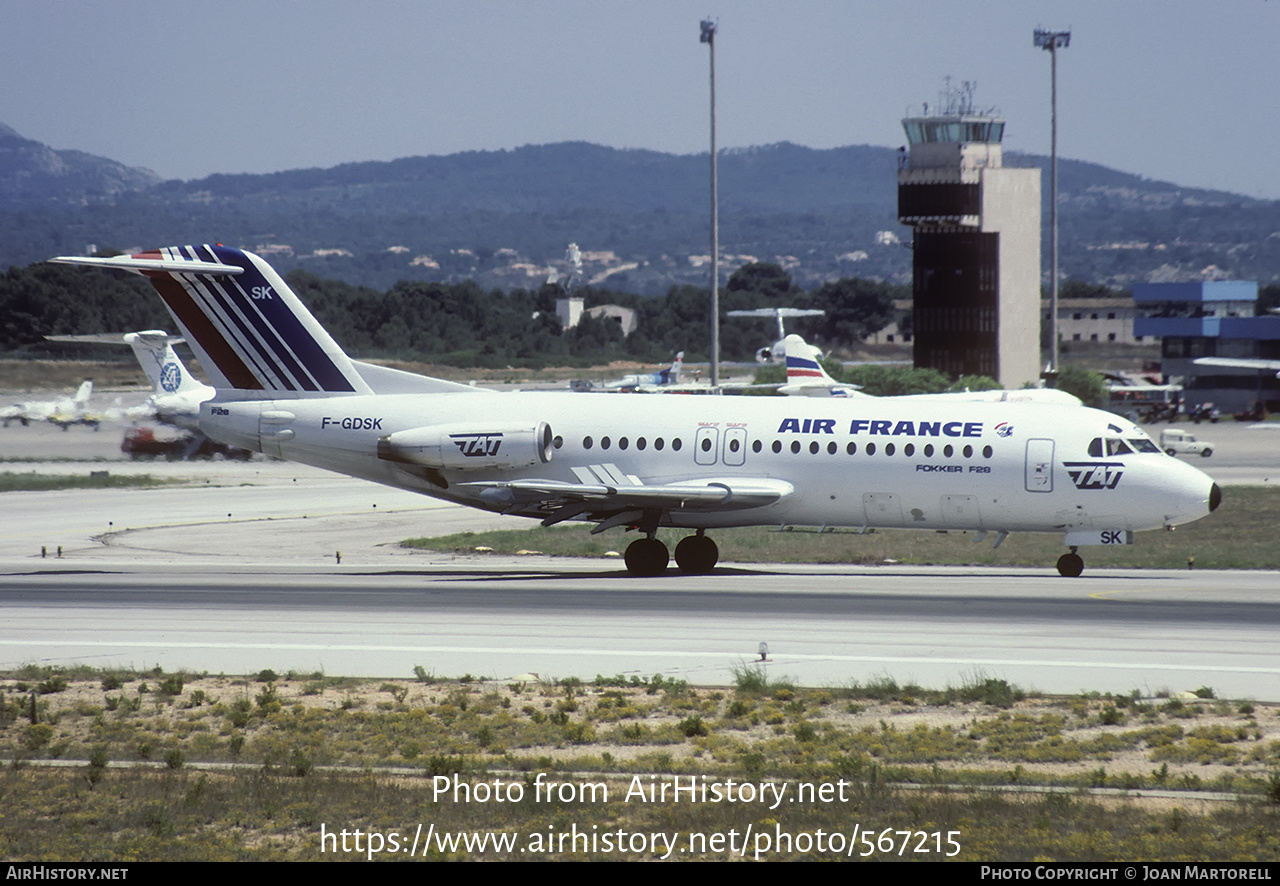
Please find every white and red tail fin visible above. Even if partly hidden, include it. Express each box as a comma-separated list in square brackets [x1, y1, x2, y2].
[664, 351, 684, 385]
[782, 335, 835, 385]
[778, 334, 865, 398]
[54, 246, 375, 397]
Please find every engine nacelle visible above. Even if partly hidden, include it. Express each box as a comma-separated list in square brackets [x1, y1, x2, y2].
[378, 422, 553, 471]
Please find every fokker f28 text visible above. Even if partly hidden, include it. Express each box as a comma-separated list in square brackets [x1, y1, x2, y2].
[53, 246, 1221, 577]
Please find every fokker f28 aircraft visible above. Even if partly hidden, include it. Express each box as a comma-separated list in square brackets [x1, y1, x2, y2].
[53, 246, 1221, 577]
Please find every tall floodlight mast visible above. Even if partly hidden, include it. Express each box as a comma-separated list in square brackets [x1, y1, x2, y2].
[701, 18, 720, 386]
[1035, 28, 1070, 386]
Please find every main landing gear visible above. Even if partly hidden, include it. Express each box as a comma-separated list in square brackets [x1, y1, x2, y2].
[624, 531, 719, 576]
[1056, 546, 1084, 578]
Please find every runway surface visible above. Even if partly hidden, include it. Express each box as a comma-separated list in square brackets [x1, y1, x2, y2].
[2, 415, 1278, 699]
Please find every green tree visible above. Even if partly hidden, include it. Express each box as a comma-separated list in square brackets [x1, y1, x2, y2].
[1056, 365, 1109, 409]
[809, 277, 900, 345]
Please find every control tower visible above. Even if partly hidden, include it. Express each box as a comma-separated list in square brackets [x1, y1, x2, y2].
[897, 81, 1041, 388]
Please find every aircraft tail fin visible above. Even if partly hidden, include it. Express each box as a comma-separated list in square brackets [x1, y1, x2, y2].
[72, 380, 93, 406]
[783, 335, 837, 385]
[52, 247, 371, 397]
[122, 330, 208, 397]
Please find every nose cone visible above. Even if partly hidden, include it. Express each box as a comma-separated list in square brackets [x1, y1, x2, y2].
[1156, 459, 1220, 529]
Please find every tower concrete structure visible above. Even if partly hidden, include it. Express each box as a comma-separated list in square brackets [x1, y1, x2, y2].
[897, 83, 1041, 388]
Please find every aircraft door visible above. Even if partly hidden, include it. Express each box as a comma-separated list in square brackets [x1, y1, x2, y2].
[1025, 439, 1054, 492]
[694, 426, 719, 466]
[723, 427, 747, 466]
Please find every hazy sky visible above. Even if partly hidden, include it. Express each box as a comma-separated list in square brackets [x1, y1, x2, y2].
[5, 1, 1277, 197]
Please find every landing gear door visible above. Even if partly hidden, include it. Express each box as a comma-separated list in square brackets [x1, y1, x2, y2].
[1025, 438, 1054, 493]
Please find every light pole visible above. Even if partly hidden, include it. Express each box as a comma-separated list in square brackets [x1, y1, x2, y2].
[701, 18, 720, 386]
[1035, 28, 1069, 386]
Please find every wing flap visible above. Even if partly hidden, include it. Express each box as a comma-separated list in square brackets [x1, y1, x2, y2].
[460, 475, 794, 513]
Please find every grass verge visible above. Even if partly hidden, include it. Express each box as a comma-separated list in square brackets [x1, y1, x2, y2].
[0, 471, 183, 493]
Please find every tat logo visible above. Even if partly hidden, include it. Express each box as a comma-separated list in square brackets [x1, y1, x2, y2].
[251, 285, 274, 300]
[451, 432, 503, 458]
[1064, 461, 1123, 490]
[159, 362, 182, 393]
[994, 422, 1014, 438]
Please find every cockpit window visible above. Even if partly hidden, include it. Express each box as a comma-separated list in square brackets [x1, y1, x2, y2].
[1088, 437, 1103, 458]
[1128, 438, 1161, 453]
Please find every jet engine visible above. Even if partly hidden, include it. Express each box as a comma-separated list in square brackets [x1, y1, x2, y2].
[377, 422, 553, 471]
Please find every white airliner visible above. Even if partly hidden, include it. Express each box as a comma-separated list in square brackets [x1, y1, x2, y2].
[53, 246, 1221, 577]
[727, 306, 827, 363]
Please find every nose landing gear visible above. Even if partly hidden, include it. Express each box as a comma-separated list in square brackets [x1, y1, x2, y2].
[1056, 546, 1084, 577]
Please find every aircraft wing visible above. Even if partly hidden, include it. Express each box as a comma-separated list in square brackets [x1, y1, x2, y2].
[1193, 357, 1280, 373]
[458, 470, 793, 527]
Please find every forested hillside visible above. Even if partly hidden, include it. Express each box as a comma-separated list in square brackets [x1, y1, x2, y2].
[3, 127, 1278, 295]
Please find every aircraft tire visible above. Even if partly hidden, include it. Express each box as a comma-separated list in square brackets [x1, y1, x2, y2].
[1056, 552, 1084, 578]
[625, 538, 669, 577]
[675, 535, 719, 574]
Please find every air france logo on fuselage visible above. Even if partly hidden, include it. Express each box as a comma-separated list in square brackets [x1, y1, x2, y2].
[776, 418, 984, 438]
[1064, 461, 1124, 490]
[451, 432, 503, 458]
[995, 422, 1014, 438]
[160, 362, 182, 393]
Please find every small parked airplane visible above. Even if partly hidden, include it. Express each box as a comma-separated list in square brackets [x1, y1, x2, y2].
[54, 246, 1220, 577]
[1, 380, 98, 429]
[603, 352, 684, 391]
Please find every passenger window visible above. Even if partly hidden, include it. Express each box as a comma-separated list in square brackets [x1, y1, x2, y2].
[885, 443, 895, 456]
[791, 441, 801, 454]
[846, 442, 857, 455]
[866, 442, 877, 456]
[672, 439, 682, 451]
[827, 442, 837, 455]
[772, 440, 782, 454]
[583, 436, 593, 449]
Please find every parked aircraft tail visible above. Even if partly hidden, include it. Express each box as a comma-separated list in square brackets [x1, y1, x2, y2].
[52, 247, 478, 398]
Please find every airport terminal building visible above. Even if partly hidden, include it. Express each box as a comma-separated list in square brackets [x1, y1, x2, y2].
[1135, 281, 1280, 413]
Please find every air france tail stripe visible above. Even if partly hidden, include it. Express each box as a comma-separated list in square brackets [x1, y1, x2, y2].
[206, 246, 358, 393]
[182, 245, 318, 392]
[149, 273, 263, 390]
[173, 257, 301, 392]
[194, 270, 310, 391]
